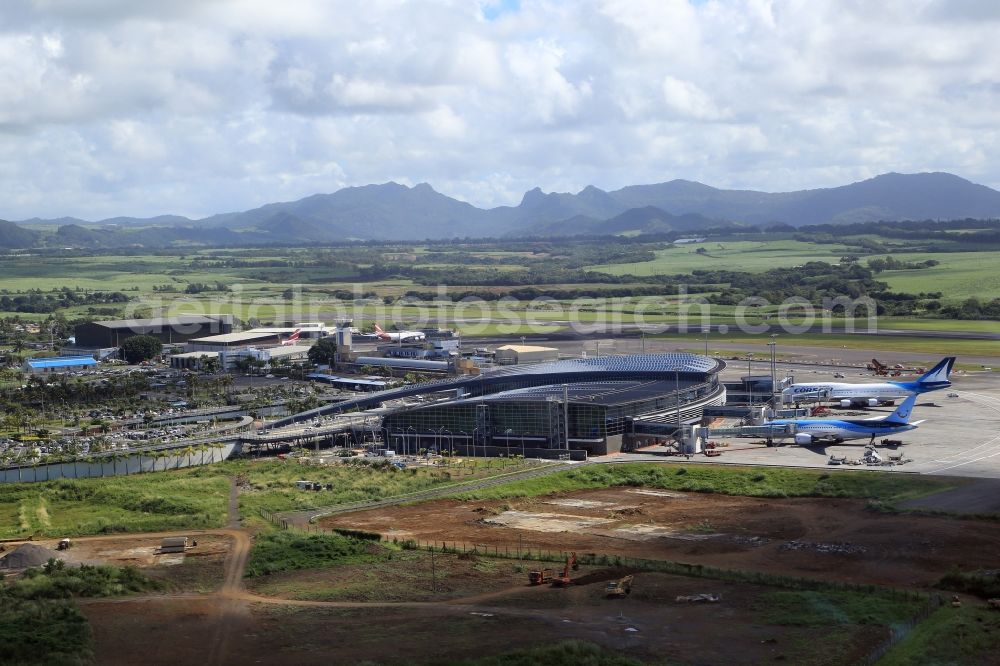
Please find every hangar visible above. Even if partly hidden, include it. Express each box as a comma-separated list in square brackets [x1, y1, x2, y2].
[75, 315, 234, 348]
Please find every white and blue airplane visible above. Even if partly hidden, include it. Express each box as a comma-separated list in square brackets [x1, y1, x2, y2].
[781, 357, 955, 408]
[764, 393, 922, 446]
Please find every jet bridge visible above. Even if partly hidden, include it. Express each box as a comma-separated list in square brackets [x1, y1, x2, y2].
[705, 424, 796, 439]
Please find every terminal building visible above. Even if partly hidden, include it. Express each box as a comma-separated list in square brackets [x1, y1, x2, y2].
[277, 352, 726, 459]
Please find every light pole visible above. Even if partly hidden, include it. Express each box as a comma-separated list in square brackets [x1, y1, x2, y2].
[674, 369, 681, 431]
[406, 426, 414, 457]
[768, 335, 777, 406]
[459, 430, 468, 458]
[505, 428, 513, 459]
[747, 353, 754, 406]
[442, 428, 452, 457]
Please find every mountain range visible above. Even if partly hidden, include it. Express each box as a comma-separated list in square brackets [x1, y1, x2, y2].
[4, 171, 1000, 247]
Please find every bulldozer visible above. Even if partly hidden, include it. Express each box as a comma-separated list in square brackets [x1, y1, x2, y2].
[551, 552, 579, 587]
[605, 575, 634, 598]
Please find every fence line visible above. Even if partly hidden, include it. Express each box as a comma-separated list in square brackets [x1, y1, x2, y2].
[257, 507, 929, 603]
[856, 597, 942, 666]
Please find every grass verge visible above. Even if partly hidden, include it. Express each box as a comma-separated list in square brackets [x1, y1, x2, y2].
[754, 589, 925, 627]
[0, 458, 485, 538]
[452, 463, 957, 504]
[245, 530, 383, 578]
[0, 468, 230, 539]
[878, 604, 1000, 665]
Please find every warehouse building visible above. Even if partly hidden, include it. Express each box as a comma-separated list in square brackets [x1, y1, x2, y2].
[168, 351, 219, 371]
[218, 345, 311, 371]
[186, 330, 285, 352]
[493, 344, 559, 365]
[186, 326, 325, 352]
[75, 315, 234, 348]
[24, 355, 100, 374]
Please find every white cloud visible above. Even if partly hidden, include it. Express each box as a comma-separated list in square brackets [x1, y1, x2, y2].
[661, 76, 722, 120]
[0, 0, 998, 219]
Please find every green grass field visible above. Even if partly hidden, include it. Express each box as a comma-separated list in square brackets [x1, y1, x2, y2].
[655, 332, 1000, 358]
[0, 468, 229, 538]
[453, 463, 957, 503]
[879, 604, 1000, 665]
[873, 250, 1000, 301]
[0, 459, 479, 539]
[587, 240, 856, 276]
[587, 241, 1000, 303]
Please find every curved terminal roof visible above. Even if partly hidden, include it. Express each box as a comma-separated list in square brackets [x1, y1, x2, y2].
[273, 352, 723, 426]
[488, 352, 719, 377]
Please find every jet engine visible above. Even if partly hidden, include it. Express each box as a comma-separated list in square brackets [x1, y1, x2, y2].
[840, 399, 852, 408]
[867, 398, 879, 407]
[794, 433, 813, 445]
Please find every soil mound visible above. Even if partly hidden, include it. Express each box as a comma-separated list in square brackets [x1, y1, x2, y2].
[572, 567, 636, 586]
[0, 543, 64, 570]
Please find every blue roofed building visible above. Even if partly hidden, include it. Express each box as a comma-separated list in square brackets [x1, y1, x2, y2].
[24, 355, 99, 374]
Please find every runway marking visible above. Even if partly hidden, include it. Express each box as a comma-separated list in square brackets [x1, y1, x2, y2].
[922, 392, 1000, 474]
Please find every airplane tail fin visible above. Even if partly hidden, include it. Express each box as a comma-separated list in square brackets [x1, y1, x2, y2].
[917, 357, 955, 386]
[374, 324, 384, 334]
[891, 356, 955, 392]
[883, 394, 918, 425]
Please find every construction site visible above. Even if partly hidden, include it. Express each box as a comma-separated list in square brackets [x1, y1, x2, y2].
[0, 464, 996, 665]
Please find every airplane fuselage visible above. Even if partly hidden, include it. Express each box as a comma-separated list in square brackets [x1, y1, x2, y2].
[379, 331, 425, 342]
[765, 417, 918, 442]
[784, 379, 949, 405]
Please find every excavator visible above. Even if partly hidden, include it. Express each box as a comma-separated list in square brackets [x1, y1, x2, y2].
[551, 552, 579, 587]
[605, 575, 634, 598]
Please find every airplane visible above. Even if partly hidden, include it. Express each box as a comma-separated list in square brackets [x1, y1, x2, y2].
[764, 393, 922, 446]
[373, 324, 425, 343]
[781, 357, 955, 408]
[280, 329, 301, 346]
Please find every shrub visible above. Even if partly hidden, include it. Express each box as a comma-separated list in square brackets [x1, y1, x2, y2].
[937, 569, 1000, 599]
[11, 560, 161, 600]
[246, 531, 378, 577]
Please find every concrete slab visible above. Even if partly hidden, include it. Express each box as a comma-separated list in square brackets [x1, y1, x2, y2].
[483, 510, 612, 532]
[624, 369, 1000, 480]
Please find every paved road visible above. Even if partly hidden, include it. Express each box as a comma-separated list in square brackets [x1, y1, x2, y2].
[901, 478, 1000, 514]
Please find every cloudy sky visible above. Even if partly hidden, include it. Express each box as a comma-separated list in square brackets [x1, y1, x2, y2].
[1, 0, 998, 221]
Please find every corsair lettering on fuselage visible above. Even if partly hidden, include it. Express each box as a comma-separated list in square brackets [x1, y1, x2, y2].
[781, 357, 954, 408]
